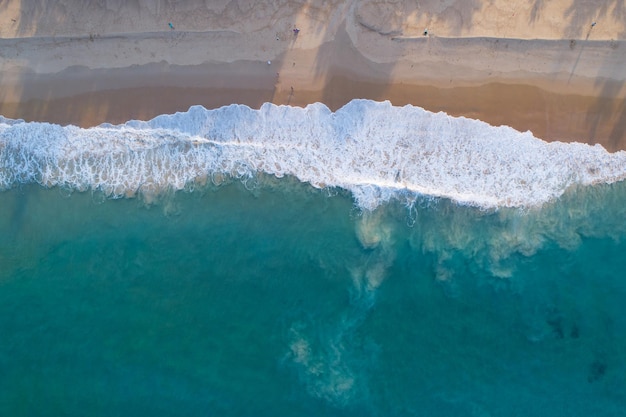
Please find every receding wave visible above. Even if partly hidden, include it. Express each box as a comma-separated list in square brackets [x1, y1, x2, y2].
[1, 100, 626, 209]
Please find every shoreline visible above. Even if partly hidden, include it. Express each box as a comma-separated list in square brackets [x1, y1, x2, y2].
[1, 62, 625, 152]
[1, 0, 625, 151]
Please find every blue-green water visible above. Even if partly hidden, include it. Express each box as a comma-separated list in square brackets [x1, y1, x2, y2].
[3, 101, 626, 415]
[2, 178, 626, 416]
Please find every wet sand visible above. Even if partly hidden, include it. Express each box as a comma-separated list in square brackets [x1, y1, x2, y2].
[1, 62, 625, 152]
[0, 0, 624, 150]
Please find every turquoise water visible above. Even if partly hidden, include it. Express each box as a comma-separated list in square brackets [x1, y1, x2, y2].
[2, 177, 626, 416]
[2, 101, 626, 415]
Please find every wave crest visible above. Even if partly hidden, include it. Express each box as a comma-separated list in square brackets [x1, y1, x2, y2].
[2, 100, 625, 209]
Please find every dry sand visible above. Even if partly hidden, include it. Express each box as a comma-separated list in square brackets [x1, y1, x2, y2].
[1, 0, 625, 150]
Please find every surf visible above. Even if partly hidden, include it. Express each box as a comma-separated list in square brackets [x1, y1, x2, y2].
[1, 100, 625, 210]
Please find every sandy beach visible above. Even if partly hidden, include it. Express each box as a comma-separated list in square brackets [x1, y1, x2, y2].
[1, 0, 625, 150]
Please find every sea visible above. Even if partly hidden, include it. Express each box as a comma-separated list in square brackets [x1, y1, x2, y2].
[1, 100, 626, 416]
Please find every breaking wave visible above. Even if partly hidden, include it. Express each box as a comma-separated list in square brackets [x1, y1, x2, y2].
[2, 100, 625, 210]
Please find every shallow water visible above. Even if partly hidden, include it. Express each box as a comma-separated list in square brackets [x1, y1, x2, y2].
[3, 101, 626, 415]
[1, 178, 625, 416]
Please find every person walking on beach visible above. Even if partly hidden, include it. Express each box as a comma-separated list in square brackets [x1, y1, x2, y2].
[168, 22, 175, 30]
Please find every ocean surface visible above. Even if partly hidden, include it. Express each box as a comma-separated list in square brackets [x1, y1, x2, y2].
[1, 100, 626, 416]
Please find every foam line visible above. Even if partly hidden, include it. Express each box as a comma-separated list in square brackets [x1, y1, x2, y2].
[2, 100, 625, 209]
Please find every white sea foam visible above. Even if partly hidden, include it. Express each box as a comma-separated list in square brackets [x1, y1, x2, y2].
[2, 100, 626, 209]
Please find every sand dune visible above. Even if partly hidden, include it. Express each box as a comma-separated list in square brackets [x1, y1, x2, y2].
[0, 0, 625, 149]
